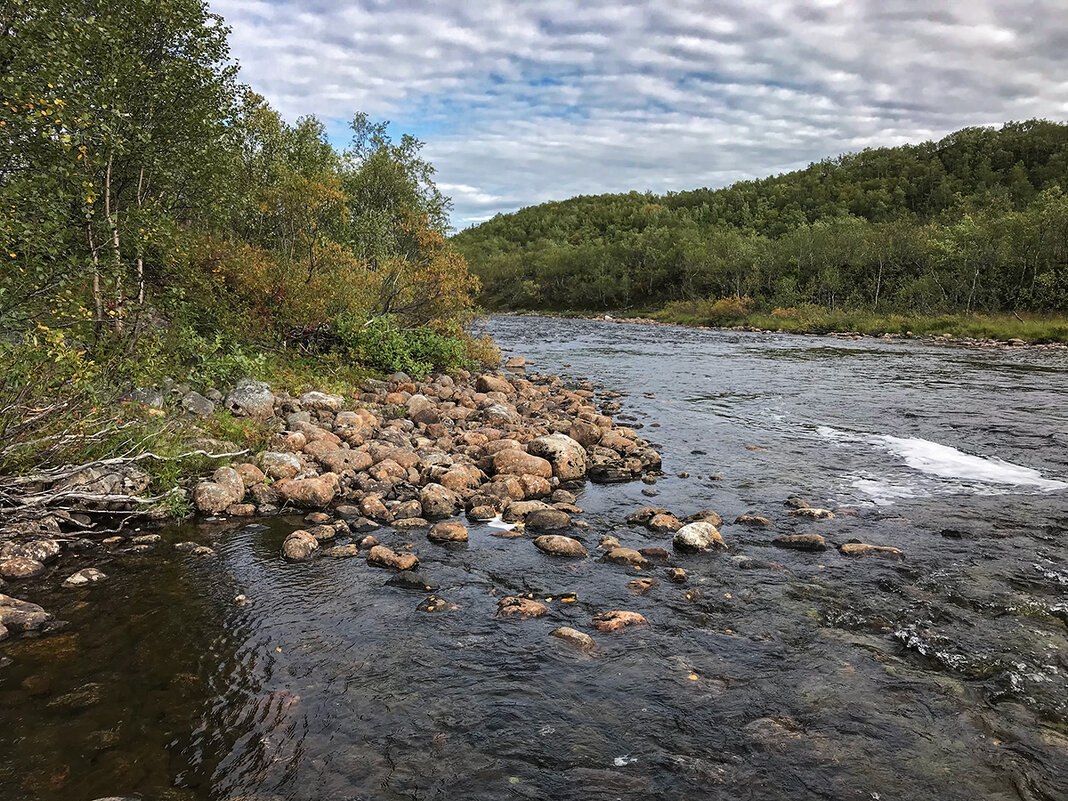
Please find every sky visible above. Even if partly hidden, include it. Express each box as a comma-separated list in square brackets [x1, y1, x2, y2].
[211, 0, 1068, 229]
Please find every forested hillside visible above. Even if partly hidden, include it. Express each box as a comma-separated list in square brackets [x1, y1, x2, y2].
[1, 0, 491, 402]
[454, 121, 1068, 321]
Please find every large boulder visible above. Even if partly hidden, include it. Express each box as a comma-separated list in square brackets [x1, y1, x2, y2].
[224, 378, 275, 419]
[419, 483, 462, 519]
[278, 477, 336, 509]
[568, 420, 602, 448]
[476, 375, 514, 395]
[492, 449, 553, 479]
[181, 391, 215, 417]
[1, 539, 60, 564]
[527, 434, 588, 481]
[0, 557, 45, 579]
[0, 593, 52, 631]
[212, 467, 245, 504]
[773, 533, 827, 552]
[428, 522, 469, 542]
[193, 481, 235, 514]
[525, 509, 572, 531]
[259, 451, 302, 480]
[673, 522, 725, 552]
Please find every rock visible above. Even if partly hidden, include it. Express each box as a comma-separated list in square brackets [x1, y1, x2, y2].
[278, 477, 335, 509]
[784, 496, 810, 509]
[773, 533, 827, 551]
[282, 530, 319, 561]
[601, 547, 649, 567]
[667, 568, 688, 583]
[686, 509, 724, 528]
[628, 578, 659, 594]
[496, 596, 547, 619]
[483, 404, 521, 427]
[648, 512, 683, 533]
[259, 451, 302, 480]
[839, 542, 904, 560]
[213, 466, 245, 503]
[599, 535, 620, 550]
[428, 522, 469, 542]
[393, 517, 429, 530]
[591, 610, 647, 632]
[744, 717, 804, 751]
[235, 463, 266, 487]
[626, 506, 670, 526]
[525, 509, 572, 531]
[527, 433, 588, 480]
[224, 378, 275, 418]
[323, 544, 361, 558]
[568, 420, 602, 448]
[306, 524, 338, 541]
[299, 391, 344, 411]
[1, 539, 60, 563]
[0, 623, 6, 641]
[551, 626, 595, 652]
[386, 571, 437, 591]
[419, 483, 461, 519]
[673, 522, 725, 552]
[476, 374, 515, 394]
[789, 507, 835, 520]
[0, 593, 52, 631]
[192, 481, 233, 514]
[551, 489, 577, 505]
[501, 499, 553, 522]
[492, 449, 553, 479]
[128, 387, 164, 408]
[638, 547, 670, 563]
[407, 394, 440, 425]
[319, 448, 373, 474]
[63, 568, 106, 587]
[533, 535, 588, 557]
[467, 505, 497, 521]
[366, 545, 418, 571]
[735, 515, 773, 527]
[504, 355, 527, 371]
[180, 391, 215, 417]
[191, 546, 215, 557]
[0, 557, 45, 579]
[417, 595, 457, 612]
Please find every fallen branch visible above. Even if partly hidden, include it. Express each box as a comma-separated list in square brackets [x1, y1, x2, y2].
[12, 486, 185, 512]
[2, 448, 251, 488]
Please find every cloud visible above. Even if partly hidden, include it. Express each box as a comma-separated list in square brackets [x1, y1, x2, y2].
[211, 0, 1068, 227]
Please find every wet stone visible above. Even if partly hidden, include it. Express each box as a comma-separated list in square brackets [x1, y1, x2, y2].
[840, 542, 905, 560]
[63, 568, 106, 587]
[496, 596, 548, 619]
[550, 626, 596, 653]
[417, 595, 457, 612]
[0, 557, 46, 579]
[591, 610, 647, 632]
[773, 533, 827, 552]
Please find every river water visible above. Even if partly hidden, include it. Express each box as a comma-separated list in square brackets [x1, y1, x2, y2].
[2, 316, 1068, 800]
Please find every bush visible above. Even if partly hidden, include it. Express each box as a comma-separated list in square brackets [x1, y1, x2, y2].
[334, 313, 474, 378]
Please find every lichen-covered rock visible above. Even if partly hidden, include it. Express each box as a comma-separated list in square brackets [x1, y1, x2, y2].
[419, 483, 461, 519]
[299, 391, 344, 411]
[1, 539, 60, 564]
[673, 522, 726, 552]
[527, 433, 588, 481]
[224, 378, 275, 419]
[278, 477, 336, 509]
[259, 451, 302, 480]
[492, 449, 552, 479]
[533, 534, 588, 557]
[181, 390, 215, 417]
[282, 530, 319, 561]
[525, 509, 573, 531]
[789, 508, 835, 520]
[193, 481, 235, 514]
[212, 466, 245, 504]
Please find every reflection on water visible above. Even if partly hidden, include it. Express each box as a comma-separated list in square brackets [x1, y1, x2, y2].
[2, 317, 1068, 800]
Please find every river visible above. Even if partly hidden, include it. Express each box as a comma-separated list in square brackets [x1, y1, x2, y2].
[2, 316, 1067, 800]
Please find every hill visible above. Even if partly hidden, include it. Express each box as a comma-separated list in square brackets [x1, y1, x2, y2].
[453, 120, 1068, 320]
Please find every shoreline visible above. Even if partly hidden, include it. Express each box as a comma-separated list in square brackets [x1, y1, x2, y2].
[492, 310, 1068, 351]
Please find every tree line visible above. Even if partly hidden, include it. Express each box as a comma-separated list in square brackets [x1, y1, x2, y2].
[453, 120, 1068, 317]
[1, 0, 487, 392]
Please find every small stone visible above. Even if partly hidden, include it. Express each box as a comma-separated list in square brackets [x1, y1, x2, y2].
[525, 509, 572, 531]
[323, 544, 361, 558]
[601, 547, 648, 567]
[839, 542, 904, 560]
[735, 515, 773, 527]
[789, 508, 835, 520]
[591, 610, 647, 632]
[63, 568, 106, 587]
[0, 557, 45, 579]
[667, 568, 688, 583]
[282, 530, 319, 561]
[599, 535, 620, 550]
[418, 595, 457, 612]
[647, 513, 683, 533]
[773, 533, 827, 551]
[191, 546, 215, 557]
[131, 534, 161, 545]
[550, 626, 595, 652]
[496, 596, 548, 619]
[638, 547, 670, 563]
[393, 517, 429, 530]
[234, 594, 250, 606]
[784, 496, 810, 509]
[628, 578, 659, 595]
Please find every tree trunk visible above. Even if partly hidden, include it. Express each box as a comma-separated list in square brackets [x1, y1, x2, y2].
[104, 156, 124, 333]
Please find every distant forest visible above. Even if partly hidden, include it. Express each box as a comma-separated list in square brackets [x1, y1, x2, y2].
[453, 120, 1068, 316]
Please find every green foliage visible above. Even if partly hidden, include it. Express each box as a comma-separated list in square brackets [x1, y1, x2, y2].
[334, 313, 472, 378]
[455, 121, 1068, 318]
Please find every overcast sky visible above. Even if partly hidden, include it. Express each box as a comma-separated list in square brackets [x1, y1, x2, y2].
[212, 0, 1068, 228]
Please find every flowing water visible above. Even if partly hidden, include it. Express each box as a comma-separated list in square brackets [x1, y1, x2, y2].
[3, 316, 1068, 800]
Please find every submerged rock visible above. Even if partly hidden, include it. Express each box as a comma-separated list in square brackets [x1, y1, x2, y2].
[789, 508, 835, 520]
[551, 626, 596, 652]
[0, 593, 52, 632]
[1, 539, 60, 563]
[63, 568, 106, 587]
[366, 545, 418, 571]
[628, 578, 659, 595]
[773, 533, 827, 551]
[735, 514, 773, 527]
[496, 596, 548, 619]
[601, 547, 649, 567]
[591, 610, 647, 632]
[839, 542, 904, 560]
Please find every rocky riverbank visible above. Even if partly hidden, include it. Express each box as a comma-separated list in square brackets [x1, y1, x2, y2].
[1, 359, 672, 646]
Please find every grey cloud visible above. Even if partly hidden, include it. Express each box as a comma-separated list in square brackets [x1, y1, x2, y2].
[211, 0, 1068, 227]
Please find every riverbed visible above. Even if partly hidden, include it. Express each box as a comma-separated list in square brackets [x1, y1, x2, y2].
[2, 316, 1067, 800]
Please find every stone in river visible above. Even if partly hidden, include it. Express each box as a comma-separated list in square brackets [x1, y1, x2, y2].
[525, 509, 572, 531]
[366, 545, 418, 571]
[789, 507, 835, 520]
[601, 547, 649, 567]
[735, 514, 774, 527]
[773, 533, 827, 551]
[496, 596, 548, 619]
[667, 568, 688, 583]
[281, 530, 319, 561]
[533, 535, 588, 558]
[417, 595, 457, 612]
[0, 557, 45, 579]
[591, 610, 647, 632]
[551, 626, 596, 653]
[839, 542, 904, 560]
[647, 513, 683, 533]
[672, 522, 725, 552]
[63, 568, 106, 587]
[428, 521, 469, 542]
[628, 578, 659, 595]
